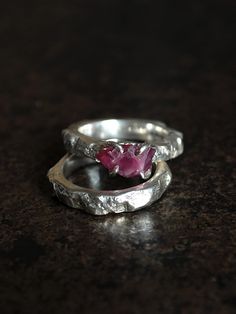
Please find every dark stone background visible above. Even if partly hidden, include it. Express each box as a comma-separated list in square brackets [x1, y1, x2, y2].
[0, 1, 235, 313]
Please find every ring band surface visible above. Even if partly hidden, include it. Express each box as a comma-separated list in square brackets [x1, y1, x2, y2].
[62, 119, 183, 162]
[48, 154, 172, 215]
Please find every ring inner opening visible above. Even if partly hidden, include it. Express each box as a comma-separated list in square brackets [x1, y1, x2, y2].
[78, 119, 168, 143]
[63, 156, 155, 190]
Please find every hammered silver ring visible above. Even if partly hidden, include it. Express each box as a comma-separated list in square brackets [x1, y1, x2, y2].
[62, 119, 183, 179]
[48, 118, 183, 215]
[48, 154, 172, 215]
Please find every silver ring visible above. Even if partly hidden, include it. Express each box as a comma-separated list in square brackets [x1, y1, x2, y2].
[48, 154, 172, 215]
[62, 119, 183, 179]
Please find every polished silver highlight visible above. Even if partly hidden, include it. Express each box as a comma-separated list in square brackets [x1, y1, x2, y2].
[62, 119, 184, 161]
[48, 155, 172, 215]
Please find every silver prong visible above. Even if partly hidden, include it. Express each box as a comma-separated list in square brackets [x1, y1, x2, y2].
[140, 168, 152, 180]
[105, 140, 124, 153]
[139, 144, 149, 154]
[112, 142, 124, 153]
[109, 165, 120, 176]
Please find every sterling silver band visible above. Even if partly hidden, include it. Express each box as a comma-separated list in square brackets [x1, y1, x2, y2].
[62, 119, 184, 161]
[48, 154, 172, 215]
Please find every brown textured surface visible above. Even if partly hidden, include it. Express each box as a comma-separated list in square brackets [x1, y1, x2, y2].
[0, 1, 236, 313]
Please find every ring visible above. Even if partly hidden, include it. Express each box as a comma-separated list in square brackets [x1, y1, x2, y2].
[62, 119, 183, 179]
[47, 154, 172, 215]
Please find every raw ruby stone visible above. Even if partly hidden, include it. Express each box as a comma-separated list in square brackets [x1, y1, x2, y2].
[96, 144, 156, 178]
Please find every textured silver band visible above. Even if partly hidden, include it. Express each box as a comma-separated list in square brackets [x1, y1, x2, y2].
[62, 119, 183, 161]
[48, 154, 172, 215]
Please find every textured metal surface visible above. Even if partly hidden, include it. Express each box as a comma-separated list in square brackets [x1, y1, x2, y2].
[48, 155, 172, 215]
[62, 119, 183, 161]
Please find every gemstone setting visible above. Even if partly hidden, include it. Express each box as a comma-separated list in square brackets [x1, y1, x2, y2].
[96, 143, 156, 179]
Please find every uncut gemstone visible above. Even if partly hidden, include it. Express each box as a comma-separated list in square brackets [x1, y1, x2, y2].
[96, 144, 156, 178]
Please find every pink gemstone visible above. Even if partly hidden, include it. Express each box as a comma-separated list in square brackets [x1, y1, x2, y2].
[96, 144, 156, 178]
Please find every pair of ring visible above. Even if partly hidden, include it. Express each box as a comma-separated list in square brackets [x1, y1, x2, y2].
[48, 119, 183, 215]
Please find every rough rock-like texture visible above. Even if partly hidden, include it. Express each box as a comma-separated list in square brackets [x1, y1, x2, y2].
[0, 1, 235, 313]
